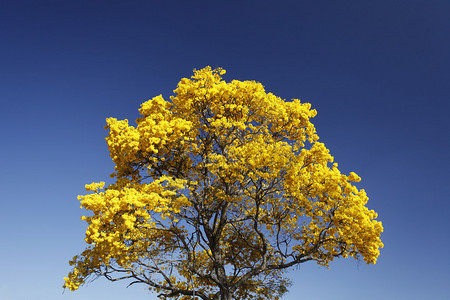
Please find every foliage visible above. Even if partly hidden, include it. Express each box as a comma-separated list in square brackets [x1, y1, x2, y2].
[64, 67, 383, 300]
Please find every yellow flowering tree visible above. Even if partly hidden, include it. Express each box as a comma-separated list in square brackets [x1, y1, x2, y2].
[65, 67, 383, 300]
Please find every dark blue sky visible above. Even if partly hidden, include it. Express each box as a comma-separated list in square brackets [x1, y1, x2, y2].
[1, 1, 449, 299]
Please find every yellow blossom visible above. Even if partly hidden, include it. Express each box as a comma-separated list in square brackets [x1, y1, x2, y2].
[65, 67, 383, 300]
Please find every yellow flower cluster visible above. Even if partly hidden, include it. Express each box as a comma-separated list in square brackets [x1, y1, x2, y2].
[65, 67, 383, 298]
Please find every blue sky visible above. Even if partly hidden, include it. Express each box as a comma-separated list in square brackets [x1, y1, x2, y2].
[1, 1, 449, 299]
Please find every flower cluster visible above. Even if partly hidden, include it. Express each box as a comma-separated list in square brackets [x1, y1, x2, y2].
[65, 67, 383, 299]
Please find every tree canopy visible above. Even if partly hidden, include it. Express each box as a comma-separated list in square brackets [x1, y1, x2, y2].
[64, 67, 383, 300]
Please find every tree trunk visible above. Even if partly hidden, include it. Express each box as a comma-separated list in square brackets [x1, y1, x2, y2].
[220, 289, 232, 300]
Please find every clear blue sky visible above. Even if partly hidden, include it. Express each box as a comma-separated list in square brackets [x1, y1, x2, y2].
[1, 1, 449, 299]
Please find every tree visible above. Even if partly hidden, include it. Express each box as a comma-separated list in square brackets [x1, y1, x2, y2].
[64, 67, 383, 300]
